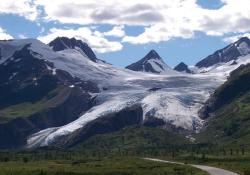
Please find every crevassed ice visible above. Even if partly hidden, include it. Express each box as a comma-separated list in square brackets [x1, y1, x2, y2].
[27, 41, 250, 147]
[2, 39, 248, 148]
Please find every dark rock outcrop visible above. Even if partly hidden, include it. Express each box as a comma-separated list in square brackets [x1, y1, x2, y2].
[143, 117, 166, 127]
[49, 37, 97, 62]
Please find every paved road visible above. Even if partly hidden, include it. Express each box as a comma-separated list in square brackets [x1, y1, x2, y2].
[144, 158, 239, 175]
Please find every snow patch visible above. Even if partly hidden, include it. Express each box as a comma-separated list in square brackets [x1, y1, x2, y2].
[237, 42, 250, 55]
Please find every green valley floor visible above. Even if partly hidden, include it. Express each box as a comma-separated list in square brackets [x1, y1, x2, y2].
[0, 156, 207, 175]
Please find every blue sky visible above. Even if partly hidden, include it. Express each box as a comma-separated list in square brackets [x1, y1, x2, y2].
[0, 0, 249, 67]
[100, 32, 227, 67]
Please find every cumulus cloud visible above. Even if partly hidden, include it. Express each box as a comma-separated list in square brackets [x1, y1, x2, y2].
[38, 27, 123, 53]
[122, 0, 250, 44]
[122, 24, 194, 44]
[199, 0, 250, 36]
[103, 26, 125, 38]
[32, 0, 249, 44]
[0, 27, 13, 40]
[1, 0, 250, 48]
[0, 0, 38, 20]
[35, 0, 165, 25]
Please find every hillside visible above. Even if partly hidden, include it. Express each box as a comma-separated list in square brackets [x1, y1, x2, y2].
[198, 63, 250, 146]
[73, 126, 190, 152]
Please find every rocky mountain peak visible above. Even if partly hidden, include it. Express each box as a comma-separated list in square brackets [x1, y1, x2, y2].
[48, 37, 97, 62]
[143, 49, 161, 61]
[126, 50, 176, 74]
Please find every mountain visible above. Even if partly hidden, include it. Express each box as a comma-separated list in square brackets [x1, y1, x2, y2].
[0, 39, 99, 149]
[196, 37, 250, 68]
[197, 63, 250, 145]
[126, 50, 177, 74]
[48, 37, 97, 62]
[174, 62, 191, 73]
[0, 37, 249, 150]
[26, 51, 225, 148]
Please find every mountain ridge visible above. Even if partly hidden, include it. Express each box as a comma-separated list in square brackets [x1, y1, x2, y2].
[0, 41, 99, 149]
[196, 37, 250, 68]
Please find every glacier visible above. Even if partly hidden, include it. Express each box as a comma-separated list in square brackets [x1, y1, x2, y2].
[1, 39, 249, 148]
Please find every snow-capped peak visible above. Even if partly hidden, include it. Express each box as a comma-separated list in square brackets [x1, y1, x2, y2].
[196, 37, 250, 68]
[126, 50, 177, 74]
[235, 37, 250, 55]
[48, 37, 97, 62]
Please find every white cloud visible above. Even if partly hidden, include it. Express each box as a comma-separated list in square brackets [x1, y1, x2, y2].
[32, 0, 250, 44]
[1, 0, 250, 46]
[103, 26, 125, 38]
[223, 33, 250, 43]
[122, 0, 250, 44]
[198, 0, 250, 36]
[35, 0, 165, 25]
[38, 27, 123, 53]
[0, 27, 13, 40]
[122, 23, 194, 44]
[0, 0, 39, 21]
